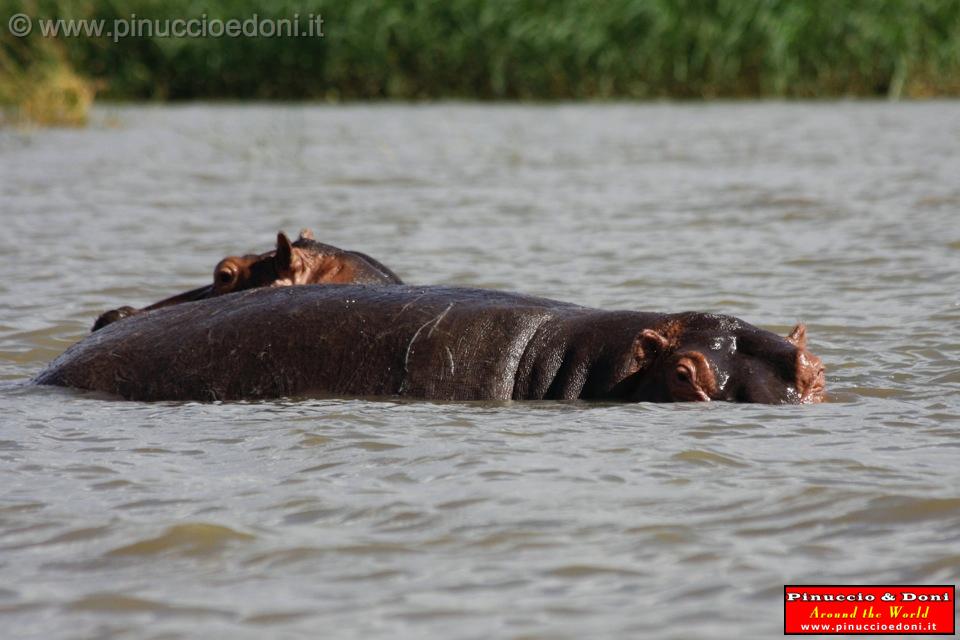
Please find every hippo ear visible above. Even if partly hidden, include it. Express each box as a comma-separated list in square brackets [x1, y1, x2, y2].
[298, 228, 315, 241]
[786, 324, 807, 350]
[276, 231, 307, 280]
[635, 329, 670, 362]
[276, 232, 295, 271]
[626, 330, 669, 376]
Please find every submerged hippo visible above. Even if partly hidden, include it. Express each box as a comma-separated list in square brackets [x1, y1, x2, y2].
[92, 230, 402, 331]
[39, 285, 825, 404]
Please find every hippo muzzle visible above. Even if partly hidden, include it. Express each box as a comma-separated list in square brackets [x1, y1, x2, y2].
[795, 348, 826, 404]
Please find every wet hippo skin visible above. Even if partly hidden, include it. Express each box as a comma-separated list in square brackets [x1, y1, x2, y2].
[39, 285, 825, 404]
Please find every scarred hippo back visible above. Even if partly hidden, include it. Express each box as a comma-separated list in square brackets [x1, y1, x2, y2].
[41, 286, 578, 401]
[36, 285, 824, 404]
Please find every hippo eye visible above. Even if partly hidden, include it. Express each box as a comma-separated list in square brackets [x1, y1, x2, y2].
[675, 366, 692, 384]
[216, 268, 236, 286]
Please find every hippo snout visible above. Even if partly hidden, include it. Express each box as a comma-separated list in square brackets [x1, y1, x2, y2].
[796, 350, 826, 403]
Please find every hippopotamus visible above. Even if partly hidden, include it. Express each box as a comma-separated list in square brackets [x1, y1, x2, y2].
[37, 285, 825, 404]
[92, 230, 402, 331]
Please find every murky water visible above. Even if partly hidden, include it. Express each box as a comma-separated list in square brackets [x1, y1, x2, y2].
[1, 102, 958, 639]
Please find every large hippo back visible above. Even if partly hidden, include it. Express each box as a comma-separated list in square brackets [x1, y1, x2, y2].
[37, 285, 824, 404]
[37, 285, 588, 401]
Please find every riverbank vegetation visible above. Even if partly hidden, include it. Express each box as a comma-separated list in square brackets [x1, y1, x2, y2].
[3, 0, 959, 124]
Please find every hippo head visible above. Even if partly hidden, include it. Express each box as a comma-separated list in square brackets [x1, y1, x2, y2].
[629, 313, 825, 404]
[210, 229, 404, 293]
[209, 230, 317, 296]
[92, 230, 393, 331]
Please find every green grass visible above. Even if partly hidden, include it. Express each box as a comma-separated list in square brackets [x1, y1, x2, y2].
[3, 0, 960, 122]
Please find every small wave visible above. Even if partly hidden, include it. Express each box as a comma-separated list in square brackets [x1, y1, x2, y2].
[106, 523, 254, 558]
